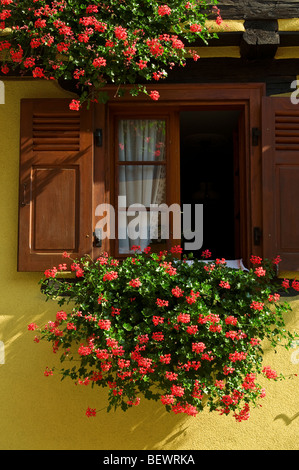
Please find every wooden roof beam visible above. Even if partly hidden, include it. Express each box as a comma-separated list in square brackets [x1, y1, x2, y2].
[217, 1, 299, 20]
[240, 20, 280, 59]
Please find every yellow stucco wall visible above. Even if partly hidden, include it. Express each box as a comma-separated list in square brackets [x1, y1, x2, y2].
[0, 80, 299, 451]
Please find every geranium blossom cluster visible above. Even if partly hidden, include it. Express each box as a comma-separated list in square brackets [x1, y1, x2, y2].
[30, 248, 298, 421]
[0, 0, 220, 107]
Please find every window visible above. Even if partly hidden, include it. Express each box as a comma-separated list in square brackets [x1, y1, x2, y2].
[18, 85, 267, 271]
[116, 118, 167, 254]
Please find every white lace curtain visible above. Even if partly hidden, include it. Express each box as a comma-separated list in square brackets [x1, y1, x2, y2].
[118, 119, 166, 253]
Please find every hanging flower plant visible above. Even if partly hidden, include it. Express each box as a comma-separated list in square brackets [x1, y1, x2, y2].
[28, 247, 299, 421]
[0, 0, 221, 108]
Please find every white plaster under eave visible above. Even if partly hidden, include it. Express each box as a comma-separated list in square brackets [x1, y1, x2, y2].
[205, 20, 245, 33]
[187, 46, 241, 58]
[278, 19, 299, 31]
[275, 46, 299, 59]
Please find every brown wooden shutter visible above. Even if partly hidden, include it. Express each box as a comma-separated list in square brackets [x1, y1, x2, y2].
[262, 97, 299, 271]
[18, 99, 93, 272]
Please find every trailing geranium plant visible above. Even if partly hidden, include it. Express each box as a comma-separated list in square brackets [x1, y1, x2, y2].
[0, 0, 221, 108]
[28, 247, 299, 421]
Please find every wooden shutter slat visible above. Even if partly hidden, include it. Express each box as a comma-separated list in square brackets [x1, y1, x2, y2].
[275, 118, 299, 123]
[33, 129, 80, 134]
[276, 129, 299, 135]
[18, 99, 93, 272]
[276, 126, 299, 132]
[32, 145, 81, 152]
[33, 116, 80, 123]
[276, 137, 299, 143]
[33, 138, 80, 143]
[276, 145, 299, 151]
[274, 108, 299, 152]
[275, 113, 299, 119]
[31, 112, 81, 152]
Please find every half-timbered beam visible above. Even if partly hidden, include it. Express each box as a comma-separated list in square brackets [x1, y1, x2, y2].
[240, 20, 280, 59]
[217, 1, 299, 20]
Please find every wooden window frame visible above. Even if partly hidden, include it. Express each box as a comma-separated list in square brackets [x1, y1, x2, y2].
[94, 83, 265, 264]
[111, 109, 179, 259]
[114, 113, 167, 258]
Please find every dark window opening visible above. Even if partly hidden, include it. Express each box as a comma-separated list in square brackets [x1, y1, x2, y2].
[180, 110, 241, 260]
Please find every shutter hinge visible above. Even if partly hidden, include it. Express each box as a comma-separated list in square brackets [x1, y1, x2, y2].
[93, 228, 102, 247]
[252, 127, 261, 146]
[94, 129, 103, 147]
[253, 227, 262, 246]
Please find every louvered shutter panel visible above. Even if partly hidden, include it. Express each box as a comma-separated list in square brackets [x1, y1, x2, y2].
[262, 97, 299, 271]
[18, 99, 93, 271]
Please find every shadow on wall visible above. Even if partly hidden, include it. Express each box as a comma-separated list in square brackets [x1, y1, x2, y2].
[274, 411, 299, 426]
[0, 341, 4, 364]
